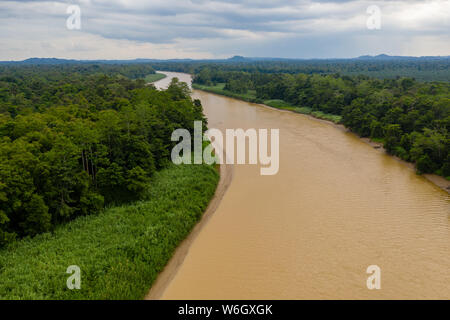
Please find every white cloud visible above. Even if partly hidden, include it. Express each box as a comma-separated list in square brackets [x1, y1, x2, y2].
[0, 0, 448, 59]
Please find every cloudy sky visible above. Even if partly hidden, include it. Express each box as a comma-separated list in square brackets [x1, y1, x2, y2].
[0, 0, 449, 60]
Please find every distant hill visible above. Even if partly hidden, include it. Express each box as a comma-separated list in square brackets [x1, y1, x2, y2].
[357, 54, 450, 60]
[228, 55, 247, 61]
[1, 54, 448, 82]
[1, 54, 448, 65]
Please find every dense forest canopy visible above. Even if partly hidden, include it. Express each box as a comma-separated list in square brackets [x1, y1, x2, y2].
[193, 68, 450, 179]
[147, 57, 450, 82]
[0, 64, 205, 246]
[0, 63, 156, 82]
[3, 56, 449, 81]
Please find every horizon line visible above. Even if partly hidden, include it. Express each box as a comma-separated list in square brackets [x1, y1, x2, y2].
[1, 54, 450, 63]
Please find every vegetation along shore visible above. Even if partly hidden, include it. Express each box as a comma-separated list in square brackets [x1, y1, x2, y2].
[0, 64, 219, 298]
[190, 68, 449, 191]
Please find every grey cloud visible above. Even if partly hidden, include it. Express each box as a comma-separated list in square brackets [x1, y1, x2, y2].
[0, 0, 448, 59]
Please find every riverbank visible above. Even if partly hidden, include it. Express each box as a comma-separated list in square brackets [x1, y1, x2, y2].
[142, 73, 233, 299]
[146, 161, 233, 299]
[0, 164, 219, 299]
[193, 85, 450, 194]
[145, 72, 167, 83]
[192, 83, 342, 123]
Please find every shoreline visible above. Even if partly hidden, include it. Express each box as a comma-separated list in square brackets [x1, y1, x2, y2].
[197, 88, 450, 194]
[145, 72, 167, 84]
[145, 72, 236, 299]
[145, 160, 234, 299]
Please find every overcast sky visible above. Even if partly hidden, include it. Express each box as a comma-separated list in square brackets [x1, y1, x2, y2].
[0, 0, 449, 60]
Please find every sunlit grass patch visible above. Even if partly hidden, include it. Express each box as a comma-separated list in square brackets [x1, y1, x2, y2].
[145, 73, 167, 83]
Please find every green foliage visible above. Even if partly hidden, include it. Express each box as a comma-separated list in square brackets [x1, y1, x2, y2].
[144, 73, 166, 83]
[416, 154, 437, 174]
[0, 64, 157, 83]
[150, 57, 450, 82]
[192, 83, 260, 102]
[264, 99, 293, 109]
[0, 66, 207, 245]
[441, 155, 450, 177]
[0, 164, 219, 299]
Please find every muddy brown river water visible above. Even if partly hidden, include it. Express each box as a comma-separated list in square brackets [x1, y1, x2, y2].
[152, 72, 450, 299]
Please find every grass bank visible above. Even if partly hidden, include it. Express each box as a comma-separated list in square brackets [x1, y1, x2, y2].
[0, 163, 219, 299]
[145, 73, 167, 83]
[192, 83, 342, 124]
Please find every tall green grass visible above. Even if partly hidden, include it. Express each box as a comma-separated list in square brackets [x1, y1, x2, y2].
[192, 83, 261, 103]
[145, 73, 167, 83]
[0, 164, 219, 299]
[264, 99, 295, 109]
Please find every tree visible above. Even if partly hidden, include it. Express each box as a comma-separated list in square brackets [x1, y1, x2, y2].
[384, 124, 402, 154]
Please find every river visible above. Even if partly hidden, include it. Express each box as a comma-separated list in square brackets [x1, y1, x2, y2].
[151, 72, 450, 299]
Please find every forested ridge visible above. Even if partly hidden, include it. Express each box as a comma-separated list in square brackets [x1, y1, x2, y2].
[0, 65, 206, 246]
[147, 57, 450, 82]
[193, 68, 450, 179]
